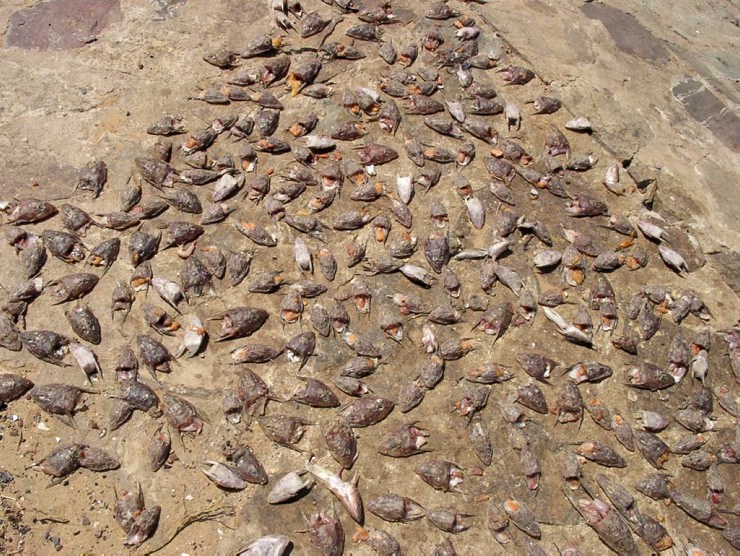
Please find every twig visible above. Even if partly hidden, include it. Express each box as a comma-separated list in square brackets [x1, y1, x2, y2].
[30, 507, 70, 524]
[35, 516, 70, 524]
[16, 416, 24, 452]
[319, 16, 343, 48]
[143, 502, 235, 555]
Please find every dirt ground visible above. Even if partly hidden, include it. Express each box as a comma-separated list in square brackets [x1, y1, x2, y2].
[0, 1, 738, 555]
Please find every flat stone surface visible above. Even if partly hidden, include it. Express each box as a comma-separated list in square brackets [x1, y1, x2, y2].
[0, 158, 79, 200]
[672, 77, 740, 152]
[6, 0, 121, 50]
[581, 2, 669, 62]
[714, 251, 740, 294]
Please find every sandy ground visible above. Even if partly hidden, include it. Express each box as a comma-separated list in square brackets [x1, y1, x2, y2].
[0, 1, 738, 555]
